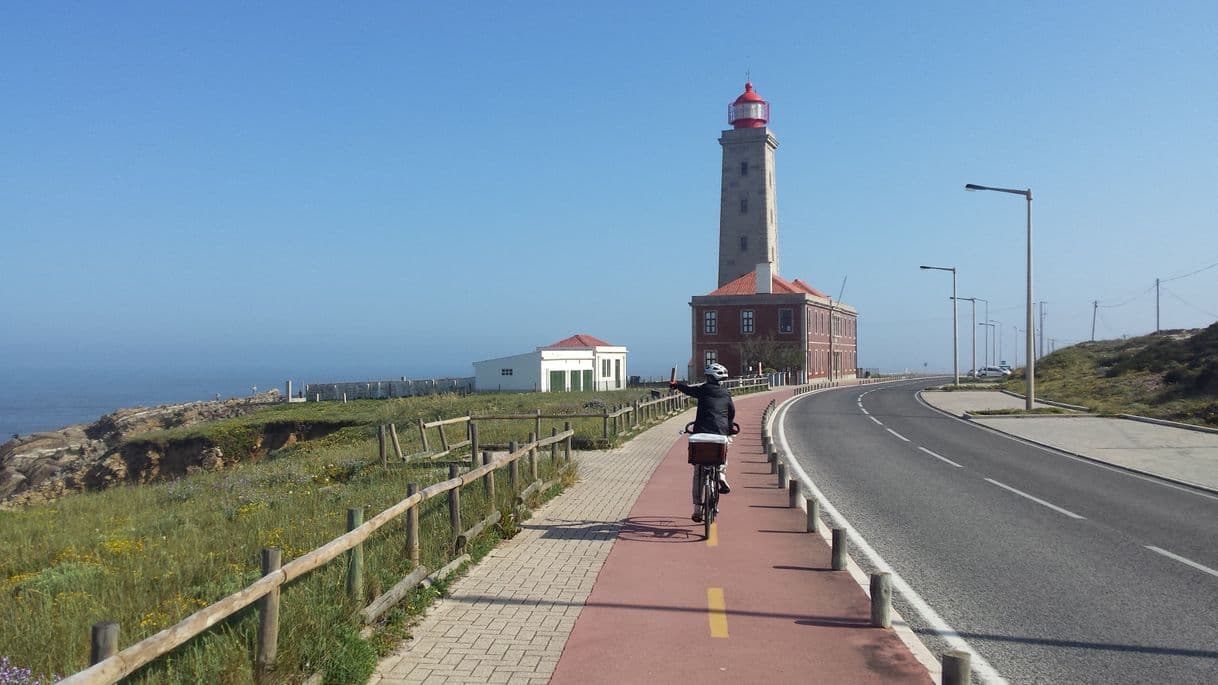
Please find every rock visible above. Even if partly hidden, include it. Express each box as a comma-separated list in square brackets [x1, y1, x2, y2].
[0, 467, 27, 499]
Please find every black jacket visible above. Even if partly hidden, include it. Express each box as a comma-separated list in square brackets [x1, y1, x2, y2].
[673, 381, 736, 435]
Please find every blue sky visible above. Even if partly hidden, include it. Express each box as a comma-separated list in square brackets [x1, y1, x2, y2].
[3, 1, 1216, 384]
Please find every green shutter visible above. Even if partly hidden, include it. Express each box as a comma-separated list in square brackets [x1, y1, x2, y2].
[583, 369, 593, 392]
[549, 370, 565, 392]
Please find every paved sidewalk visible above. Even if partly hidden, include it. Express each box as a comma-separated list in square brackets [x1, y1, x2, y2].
[370, 408, 699, 684]
[921, 390, 1218, 491]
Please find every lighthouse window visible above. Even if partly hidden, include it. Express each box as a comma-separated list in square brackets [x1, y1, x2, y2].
[740, 197, 748, 214]
[741, 310, 754, 334]
[739, 236, 748, 252]
[779, 308, 794, 334]
[704, 310, 717, 334]
[740, 161, 748, 176]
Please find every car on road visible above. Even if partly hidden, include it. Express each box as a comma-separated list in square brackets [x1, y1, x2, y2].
[977, 366, 1012, 378]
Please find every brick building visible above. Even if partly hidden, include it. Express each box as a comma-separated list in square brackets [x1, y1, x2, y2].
[689, 83, 858, 382]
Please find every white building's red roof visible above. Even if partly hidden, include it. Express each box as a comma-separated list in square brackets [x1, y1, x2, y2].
[545, 333, 616, 348]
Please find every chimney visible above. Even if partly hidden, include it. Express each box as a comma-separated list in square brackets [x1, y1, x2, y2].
[756, 262, 773, 294]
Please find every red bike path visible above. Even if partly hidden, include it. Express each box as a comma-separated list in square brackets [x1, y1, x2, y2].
[550, 391, 933, 684]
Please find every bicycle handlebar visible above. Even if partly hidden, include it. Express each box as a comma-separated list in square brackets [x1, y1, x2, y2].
[683, 422, 741, 436]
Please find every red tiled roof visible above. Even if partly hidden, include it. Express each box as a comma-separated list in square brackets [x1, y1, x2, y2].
[706, 269, 828, 298]
[547, 333, 615, 348]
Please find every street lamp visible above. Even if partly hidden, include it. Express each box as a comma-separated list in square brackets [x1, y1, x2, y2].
[966, 183, 1034, 409]
[953, 296, 979, 377]
[920, 265, 958, 385]
[990, 320, 1002, 366]
[979, 322, 996, 369]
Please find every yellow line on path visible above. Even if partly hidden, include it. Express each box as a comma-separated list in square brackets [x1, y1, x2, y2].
[706, 522, 718, 547]
[707, 588, 729, 638]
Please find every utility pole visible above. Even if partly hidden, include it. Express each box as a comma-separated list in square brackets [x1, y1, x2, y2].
[1038, 301, 1047, 359]
[953, 296, 979, 377]
[1091, 300, 1098, 341]
[1155, 278, 1161, 333]
[1013, 327, 1021, 367]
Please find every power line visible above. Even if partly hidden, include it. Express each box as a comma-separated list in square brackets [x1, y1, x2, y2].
[1161, 285, 1218, 320]
[1161, 257, 1218, 284]
[1097, 283, 1156, 309]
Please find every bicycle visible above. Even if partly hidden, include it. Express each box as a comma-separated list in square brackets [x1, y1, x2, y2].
[684, 422, 740, 539]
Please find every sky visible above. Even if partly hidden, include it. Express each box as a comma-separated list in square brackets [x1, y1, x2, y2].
[3, 1, 1217, 387]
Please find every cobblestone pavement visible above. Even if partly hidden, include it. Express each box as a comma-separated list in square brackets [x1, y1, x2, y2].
[369, 410, 694, 685]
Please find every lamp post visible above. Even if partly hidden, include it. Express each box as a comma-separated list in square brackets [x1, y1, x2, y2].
[966, 183, 1034, 409]
[990, 320, 1002, 366]
[920, 265, 958, 385]
[953, 296, 979, 377]
[979, 322, 996, 369]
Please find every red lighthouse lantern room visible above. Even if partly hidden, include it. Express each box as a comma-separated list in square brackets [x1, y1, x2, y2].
[728, 82, 769, 128]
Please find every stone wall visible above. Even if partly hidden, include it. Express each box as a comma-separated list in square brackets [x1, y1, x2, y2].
[304, 377, 474, 401]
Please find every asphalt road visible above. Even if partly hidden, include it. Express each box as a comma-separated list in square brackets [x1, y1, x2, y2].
[780, 378, 1218, 684]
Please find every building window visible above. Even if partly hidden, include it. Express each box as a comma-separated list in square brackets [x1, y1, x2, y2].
[500, 368, 513, 376]
[779, 308, 793, 333]
[602, 359, 610, 376]
[740, 196, 747, 214]
[739, 235, 748, 252]
[704, 349, 717, 367]
[704, 310, 717, 334]
[741, 310, 754, 334]
[740, 161, 748, 176]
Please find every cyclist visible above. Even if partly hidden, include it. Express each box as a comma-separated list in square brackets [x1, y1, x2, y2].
[671, 363, 736, 522]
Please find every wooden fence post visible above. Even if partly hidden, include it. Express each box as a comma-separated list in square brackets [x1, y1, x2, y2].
[346, 508, 364, 602]
[564, 421, 572, 462]
[550, 427, 559, 468]
[378, 425, 387, 468]
[468, 420, 479, 468]
[870, 572, 892, 628]
[508, 440, 519, 492]
[389, 423, 403, 460]
[406, 483, 419, 567]
[448, 464, 461, 546]
[90, 620, 119, 665]
[438, 422, 450, 451]
[482, 451, 496, 506]
[418, 418, 429, 452]
[534, 409, 542, 448]
[256, 548, 281, 680]
[602, 410, 610, 440]
[528, 432, 538, 482]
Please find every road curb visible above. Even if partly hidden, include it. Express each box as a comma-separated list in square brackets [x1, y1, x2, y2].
[917, 391, 1218, 497]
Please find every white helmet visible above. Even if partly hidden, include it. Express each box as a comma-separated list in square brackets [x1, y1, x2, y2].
[704, 363, 729, 381]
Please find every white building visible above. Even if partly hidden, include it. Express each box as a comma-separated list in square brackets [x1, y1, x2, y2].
[473, 334, 628, 392]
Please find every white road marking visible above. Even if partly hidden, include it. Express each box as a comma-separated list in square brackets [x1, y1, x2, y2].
[886, 428, 910, 442]
[984, 478, 1086, 519]
[1146, 546, 1218, 578]
[869, 416, 882, 425]
[918, 446, 963, 468]
[860, 407, 870, 415]
[774, 394, 1007, 684]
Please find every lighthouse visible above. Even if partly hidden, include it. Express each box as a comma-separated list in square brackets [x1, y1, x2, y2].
[717, 82, 779, 288]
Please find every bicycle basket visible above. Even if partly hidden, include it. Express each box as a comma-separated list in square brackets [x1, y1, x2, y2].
[687, 433, 728, 465]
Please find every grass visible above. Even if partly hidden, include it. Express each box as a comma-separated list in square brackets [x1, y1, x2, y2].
[999, 323, 1218, 426]
[0, 385, 759, 683]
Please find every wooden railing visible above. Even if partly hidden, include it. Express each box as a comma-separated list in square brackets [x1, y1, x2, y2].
[62, 429, 574, 685]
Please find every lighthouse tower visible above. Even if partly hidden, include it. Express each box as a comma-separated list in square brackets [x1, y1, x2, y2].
[717, 82, 779, 288]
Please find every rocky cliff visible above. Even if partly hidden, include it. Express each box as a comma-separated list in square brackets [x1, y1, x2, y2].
[0, 391, 280, 508]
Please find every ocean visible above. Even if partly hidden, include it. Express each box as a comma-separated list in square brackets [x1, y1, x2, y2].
[0, 365, 432, 438]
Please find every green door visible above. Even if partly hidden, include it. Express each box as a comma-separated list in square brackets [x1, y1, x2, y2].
[582, 370, 593, 392]
[614, 360, 621, 389]
[549, 370, 566, 392]
[570, 370, 581, 392]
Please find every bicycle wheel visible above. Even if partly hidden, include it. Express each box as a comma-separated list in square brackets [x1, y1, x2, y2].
[703, 469, 717, 539]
